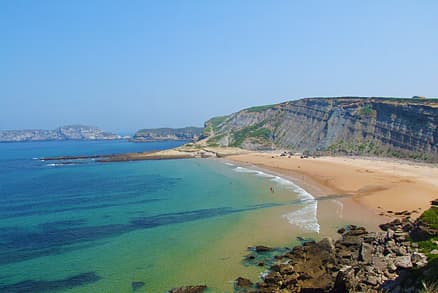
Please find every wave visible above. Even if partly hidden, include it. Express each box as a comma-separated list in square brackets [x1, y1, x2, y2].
[233, 166, 275, 178]
[47, 163, 62, 167]
[230, 165, 320, 233]
[224, 162, 235, 166]
[282, 202, 320, 233]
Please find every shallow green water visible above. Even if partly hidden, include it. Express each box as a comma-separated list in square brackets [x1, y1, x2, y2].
[0, 141, 322, 292]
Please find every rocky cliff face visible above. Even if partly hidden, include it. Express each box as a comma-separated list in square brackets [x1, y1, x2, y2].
[133, 127, 203, 142]
[204, 97, 438, 160]
[0, 125, 121, 142]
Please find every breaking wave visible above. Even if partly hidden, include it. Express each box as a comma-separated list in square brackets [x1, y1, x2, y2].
[231, 165, 320, 233]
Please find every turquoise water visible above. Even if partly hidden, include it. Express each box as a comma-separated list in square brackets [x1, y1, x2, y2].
[0, 141, 320, 292]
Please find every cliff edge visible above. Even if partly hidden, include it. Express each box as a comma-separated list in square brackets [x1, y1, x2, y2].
[203, 97, 438, 161]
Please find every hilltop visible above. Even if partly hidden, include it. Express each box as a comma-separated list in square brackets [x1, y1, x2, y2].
[132, 127, 203, 142]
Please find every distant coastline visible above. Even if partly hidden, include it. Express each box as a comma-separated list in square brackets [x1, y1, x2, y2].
[0, 125, 123, 142]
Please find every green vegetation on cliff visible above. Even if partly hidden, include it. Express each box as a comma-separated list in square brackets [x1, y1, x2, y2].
[202, 97, 438, 161]
[203, 116, 227, 136]
[230, 123, 272, 147]
[244, 103, 278, 113]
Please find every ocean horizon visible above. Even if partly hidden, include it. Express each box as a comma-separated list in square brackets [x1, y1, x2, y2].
[0, 140, 330, 292]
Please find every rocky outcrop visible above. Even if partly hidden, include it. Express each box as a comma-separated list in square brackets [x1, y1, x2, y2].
[237, 220, 431, 292]
[204, 97, 438, 160]
[0, 125, 121, 142]
[133, 127, 203, 142]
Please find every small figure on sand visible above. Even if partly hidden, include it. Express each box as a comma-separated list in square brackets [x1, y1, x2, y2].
[269, 187, 275, 193]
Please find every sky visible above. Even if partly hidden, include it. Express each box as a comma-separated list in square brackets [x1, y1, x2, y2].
[1, 1, 437, 133]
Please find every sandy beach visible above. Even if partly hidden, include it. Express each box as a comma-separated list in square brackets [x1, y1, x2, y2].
[226, 152, 438, 229]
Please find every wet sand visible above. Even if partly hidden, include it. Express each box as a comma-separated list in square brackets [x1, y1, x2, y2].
[226, 152, 438, 226]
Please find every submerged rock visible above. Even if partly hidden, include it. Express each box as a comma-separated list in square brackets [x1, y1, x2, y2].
[168, 285, 207, 293]
[254, 245, 273, 252]
[131, 281, 145, 291]
[234, 277, 253, 291]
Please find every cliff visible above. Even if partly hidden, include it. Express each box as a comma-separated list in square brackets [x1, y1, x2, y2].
[203, 97, 438, 160]
[0, 125, 121, 142]
[133, 127, 203, 142]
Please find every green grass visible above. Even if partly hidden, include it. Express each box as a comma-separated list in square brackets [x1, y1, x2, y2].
[209, 116, 228, 129]
[230, 123, 272, 147]
[420, 281, 438, 293]
[421, 207, 438, 230]
[408, 207, 438, 285]
[244, 104, 277, 113]
[203, 116, 228, 136]
[358, 105, 377, 118]
[416, 207, 438, 261]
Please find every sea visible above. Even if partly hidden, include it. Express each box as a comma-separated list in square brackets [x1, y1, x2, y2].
[0, 140, 326, 293]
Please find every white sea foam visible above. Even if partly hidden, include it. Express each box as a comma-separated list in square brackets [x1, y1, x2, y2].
[47, 163, 61, 167]
[282, 202, 320, 233]
[233, 166, 274, 178]
[260, 271, 270, 279]
[232, 165, 320, 233]
[224, 162, 235, 166]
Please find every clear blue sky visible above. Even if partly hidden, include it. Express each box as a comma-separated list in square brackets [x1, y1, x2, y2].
[1, 1, 437, 133]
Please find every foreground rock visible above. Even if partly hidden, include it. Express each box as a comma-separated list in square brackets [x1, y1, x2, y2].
[238, 220, 429, 292]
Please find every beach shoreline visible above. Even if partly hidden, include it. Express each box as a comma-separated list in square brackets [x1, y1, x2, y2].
[224, 151, 438, 231]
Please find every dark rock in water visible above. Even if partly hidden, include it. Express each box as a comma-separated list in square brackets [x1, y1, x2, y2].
[254, 245, 273, 252]
[240, 204, 438, 292]
[343, 226, 367, 236]
[431, 199, 438, 206]
[296, 236, 315, 245]
[234, 277, 253, 290]
[168, 285, 207, 293]
[132, 281, 145, 291]
[271, 263, 295, 275]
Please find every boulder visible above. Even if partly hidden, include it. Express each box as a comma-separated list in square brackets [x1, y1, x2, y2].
[255, 245, 273, 252]
[394, 256, 413, 269]
[359, 242, 374, 263]
[263, 271, 283, 284]
[234, 277, 253, 290]
[411, 252, 428, 267]
[271, 263, 295, 275]
[333, 266, 356, 293]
